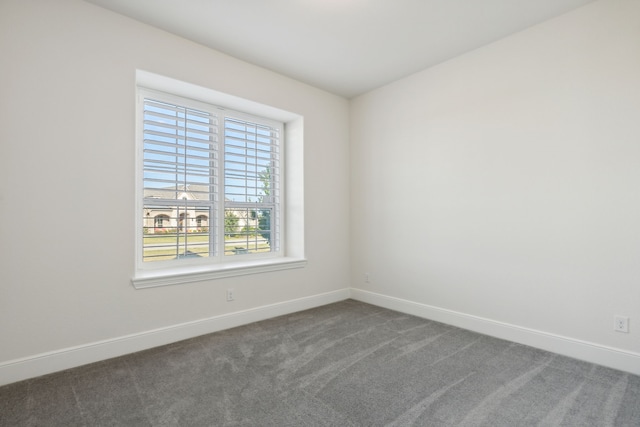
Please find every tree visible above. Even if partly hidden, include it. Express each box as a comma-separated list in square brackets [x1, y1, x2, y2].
[224, 211, 239, 236]
[258, 209, 271, 245]
[258, 167, 272, 245]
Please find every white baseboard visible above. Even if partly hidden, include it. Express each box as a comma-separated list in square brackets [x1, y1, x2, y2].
[3, 287, 637, 386]
[350, 288, 640, 376]
[0, 288, 350, 386]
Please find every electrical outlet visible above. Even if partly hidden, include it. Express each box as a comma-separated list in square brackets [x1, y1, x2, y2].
[226, 288, 235, 302]
[614, 315, 629, 333]
[364, 273, 370, 283]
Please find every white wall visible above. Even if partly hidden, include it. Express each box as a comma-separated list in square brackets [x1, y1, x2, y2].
[0, 0, 350, 381]
[351, 0, 640, 366]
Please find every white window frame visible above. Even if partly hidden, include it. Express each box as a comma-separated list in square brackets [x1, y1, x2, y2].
[132, 71, 306, 289]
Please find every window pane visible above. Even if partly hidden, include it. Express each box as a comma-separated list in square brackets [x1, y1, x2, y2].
[143, 205, 212, 262]
[223, 207, 272, 256]
[142, 97, 216, 263]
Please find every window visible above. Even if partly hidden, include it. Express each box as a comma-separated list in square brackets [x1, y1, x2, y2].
[153, 214, 170, 230]
[195, 215, 207, 229]
[133, 72, 305, 288]
[140, 90, 281, 264]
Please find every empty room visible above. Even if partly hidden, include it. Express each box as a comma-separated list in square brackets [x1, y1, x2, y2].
[1, 0, 639, 425]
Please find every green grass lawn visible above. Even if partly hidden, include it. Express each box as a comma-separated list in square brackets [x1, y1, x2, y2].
[144, 233, 209, 244]
[143, 233, 270, 261]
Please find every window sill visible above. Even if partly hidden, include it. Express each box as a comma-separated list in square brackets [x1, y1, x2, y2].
[132, 257, 307, 289]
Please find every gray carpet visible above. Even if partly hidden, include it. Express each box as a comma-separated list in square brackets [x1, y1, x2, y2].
[1, 300, 639, 426]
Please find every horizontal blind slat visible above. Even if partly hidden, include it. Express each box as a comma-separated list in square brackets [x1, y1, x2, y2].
[144, 108, 218, 124]
[143, 140, 217, 155]
[144, 99, 214, 119]
[143, 124, 216, 140]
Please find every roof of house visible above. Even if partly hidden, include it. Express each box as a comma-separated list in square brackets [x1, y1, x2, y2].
[144, 184, 211, 201]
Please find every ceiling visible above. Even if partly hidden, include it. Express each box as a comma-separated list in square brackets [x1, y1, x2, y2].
[85, 0, 597, 98]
